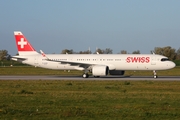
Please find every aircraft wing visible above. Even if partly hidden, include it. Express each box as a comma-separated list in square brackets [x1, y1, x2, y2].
[40, 50, 114, 69]
[40, 50, 95, 68]
[46, 59, 93, 68]
[45, 58, 116, 70]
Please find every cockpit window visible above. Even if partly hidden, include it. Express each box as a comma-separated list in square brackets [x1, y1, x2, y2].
[161, 58, 169, 61]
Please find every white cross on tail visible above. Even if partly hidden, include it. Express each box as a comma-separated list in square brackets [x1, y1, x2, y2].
[18, 38, 27, 48]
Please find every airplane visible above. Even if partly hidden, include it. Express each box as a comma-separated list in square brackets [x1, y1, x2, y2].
[12, 31, 176, 78]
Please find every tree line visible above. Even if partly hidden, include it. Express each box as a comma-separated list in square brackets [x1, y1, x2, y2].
[0, 46, 180, 61]
[60, 46, 180, 60]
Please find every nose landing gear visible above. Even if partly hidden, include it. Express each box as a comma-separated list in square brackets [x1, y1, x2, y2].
[153, 70, 158, 78]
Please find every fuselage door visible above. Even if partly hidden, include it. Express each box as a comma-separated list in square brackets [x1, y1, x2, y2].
[34, 56, 39, 67]
[151, 56, 156, 65]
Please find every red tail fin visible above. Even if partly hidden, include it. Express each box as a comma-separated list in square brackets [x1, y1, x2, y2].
[14, 31, 38, 55]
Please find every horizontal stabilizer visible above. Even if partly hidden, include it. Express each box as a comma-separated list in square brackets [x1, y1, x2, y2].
[11, 56, 27, 60]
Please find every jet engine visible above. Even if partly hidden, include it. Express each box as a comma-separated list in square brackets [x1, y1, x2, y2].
[92, 65, 109, 76]
[109, 70, 125, 75]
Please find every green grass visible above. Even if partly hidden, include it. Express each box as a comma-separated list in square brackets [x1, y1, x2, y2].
[0, 80, 180, 119]
[0, 66, 180, 76]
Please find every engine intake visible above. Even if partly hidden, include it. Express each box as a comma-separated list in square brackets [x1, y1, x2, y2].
[92, 65, 109, 76]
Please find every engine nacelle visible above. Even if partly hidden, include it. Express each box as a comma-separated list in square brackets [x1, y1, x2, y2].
[109, 70, 125, 75]
[92, 65, 109, 76]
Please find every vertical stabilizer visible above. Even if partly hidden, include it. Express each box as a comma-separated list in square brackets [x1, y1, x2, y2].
[14, 31, 39, 55]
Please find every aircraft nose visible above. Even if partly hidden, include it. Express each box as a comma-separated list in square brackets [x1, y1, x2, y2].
[169, 61, 176, 69]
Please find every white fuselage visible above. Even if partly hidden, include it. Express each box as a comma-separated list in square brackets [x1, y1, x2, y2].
[17, 54, 175, 71]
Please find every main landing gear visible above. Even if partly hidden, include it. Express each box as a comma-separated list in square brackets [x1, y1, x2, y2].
[82, 73, 100, 78]
[82, 73, 89, 78]
[153, 70, 158, 79]
[82, 69, 89, 78]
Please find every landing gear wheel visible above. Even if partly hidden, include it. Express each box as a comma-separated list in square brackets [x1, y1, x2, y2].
[153, 70, 158, 79]
[154, 75, 158, 79]
[82, 73, 89, 78]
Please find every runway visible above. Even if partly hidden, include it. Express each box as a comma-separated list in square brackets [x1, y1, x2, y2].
[0, 75, 180, 81]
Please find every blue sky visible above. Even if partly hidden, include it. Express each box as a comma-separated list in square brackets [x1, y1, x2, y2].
[0, 0, 180, 55]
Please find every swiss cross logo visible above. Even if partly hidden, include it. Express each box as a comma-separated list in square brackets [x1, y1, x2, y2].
[18, 38, 27, 48]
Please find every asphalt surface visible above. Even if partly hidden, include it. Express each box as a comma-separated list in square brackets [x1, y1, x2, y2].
[0, 75, 180, 81]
